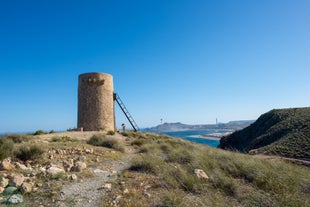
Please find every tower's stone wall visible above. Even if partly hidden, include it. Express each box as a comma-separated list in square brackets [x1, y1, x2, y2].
[78, 72, 115, 131]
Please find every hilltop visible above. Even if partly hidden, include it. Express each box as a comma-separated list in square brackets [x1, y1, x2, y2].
[145, 120, 254, 132]
[219, 107, 310, 159]
[0, 130, 309, 206]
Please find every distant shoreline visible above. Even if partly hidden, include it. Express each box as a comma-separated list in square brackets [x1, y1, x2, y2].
[188, 132, 233, 140]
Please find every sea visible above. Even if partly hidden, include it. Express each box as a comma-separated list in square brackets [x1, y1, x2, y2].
[1, 130, 226, 148]
[161, 129, 228, 147]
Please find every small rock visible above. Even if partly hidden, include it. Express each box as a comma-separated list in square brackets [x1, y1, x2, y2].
[0, 186, 4, 194]
[98, 183, 112, 191]
[3, 186, 18, 194]
[93, 169, 107, 174]
[69, 174, 77, 180]
[72, 161, 87, 172]
[21, 182, 33, 194]
[0, 177, 9, 188]
[123, 188, 129, 194]
[16, 162, 32, 171]
[77, 156, 86, 162]
[36, 183, 43, 187]
[249, 149, 258, 155]
[7, 194, 23, 204]
[39, 167, 47, 173]
[63, 160, 74, 172]
[47, 166, 65, 175]
[144, 185, 152, 190]
[103, 183, 112, 189]
[9, 173, 25, 187]
[194, 169, 209, 180]
[143, 191, 151, 198]
[0, 159, 14, 170]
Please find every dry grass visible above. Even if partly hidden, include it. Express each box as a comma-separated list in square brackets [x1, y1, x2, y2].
[101, 132, 310, 207]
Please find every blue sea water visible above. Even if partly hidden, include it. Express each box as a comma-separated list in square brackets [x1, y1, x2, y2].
[163, 129, 225, 147]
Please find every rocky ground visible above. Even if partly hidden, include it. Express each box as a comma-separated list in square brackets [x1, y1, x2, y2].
[0, 131, 136, 207]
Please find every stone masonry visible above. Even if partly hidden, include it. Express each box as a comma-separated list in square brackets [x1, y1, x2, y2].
[78, 72, 115, 131]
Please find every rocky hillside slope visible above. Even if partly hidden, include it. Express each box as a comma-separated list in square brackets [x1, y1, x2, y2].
[1, 131, 310, 206]
[145, 120, 254, 132]
[219, 107, 310, 159]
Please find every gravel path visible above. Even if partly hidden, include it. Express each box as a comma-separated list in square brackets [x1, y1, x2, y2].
[56, 147, 135, 207]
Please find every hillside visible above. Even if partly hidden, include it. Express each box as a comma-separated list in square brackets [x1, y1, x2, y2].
[145, 120, 254, 132]
[219, 107, 310, 159]
[0, 131, 309, 206]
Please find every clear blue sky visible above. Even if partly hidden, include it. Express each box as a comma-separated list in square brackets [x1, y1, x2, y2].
[0, 0, 309, 133]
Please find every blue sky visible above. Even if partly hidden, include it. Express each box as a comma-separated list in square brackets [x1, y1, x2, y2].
[0, 0, 309, 133]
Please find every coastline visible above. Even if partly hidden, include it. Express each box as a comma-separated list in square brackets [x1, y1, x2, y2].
[188, 135, 221, 141]
[188, 131, 233, 141]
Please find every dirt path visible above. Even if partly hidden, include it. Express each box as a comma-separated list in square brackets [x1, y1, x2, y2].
[56, 147, 135, 207]
[254, 154, 310, 167]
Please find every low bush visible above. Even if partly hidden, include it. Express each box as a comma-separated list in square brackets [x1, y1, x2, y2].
[0, 138, 14, 161]
[51, 136, 78, 142]
[88, 134, 124, 152]
[107, 130, 115, 135]
[129, 155, 163, 174]
[51, 171, 66, 180]
[33, 130, 45, 135]
[14, 145, 45, 161]
[102, 138, 125, 152]
[131, 139, 145, 147]
[5, 134, 23, 143]
[87, 134, 105, 146]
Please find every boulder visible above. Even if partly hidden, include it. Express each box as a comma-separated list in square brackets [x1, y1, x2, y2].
[0, 159, 13, 170]
[9, 173, 25, 187]
[47, 166, 65, 175]
[194, 169, 209, 180]
[7, 194, 23, 204]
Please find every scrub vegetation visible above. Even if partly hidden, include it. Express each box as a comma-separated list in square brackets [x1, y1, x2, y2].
[102, 132, 310, 207]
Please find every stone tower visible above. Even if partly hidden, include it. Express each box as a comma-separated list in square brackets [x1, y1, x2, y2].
[78, 72, 115, 131]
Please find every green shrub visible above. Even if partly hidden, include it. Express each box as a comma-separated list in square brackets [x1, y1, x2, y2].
[33, 130, 45, 135]
[129, 155, 163, 174]
[160, 189, 185, 207]
[5, 134, 23, 143]
[14, 145, 45, 161]
[88, 134, 124, 152]
[49, 130, 56, 134]
[51, 136, 78, 142]
[120, 132, 129, 137]
[102, 138, 124, 152]
[107, 130, 115, 135]
[87, 134, 105, 146]
[166, 149, 193, 164]
[131, 139, 145, 147]
[0, 138, 14, 161]
[51, 171, 66, 180]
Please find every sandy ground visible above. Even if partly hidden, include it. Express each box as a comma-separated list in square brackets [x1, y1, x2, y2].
[37, 131, 126, 141]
